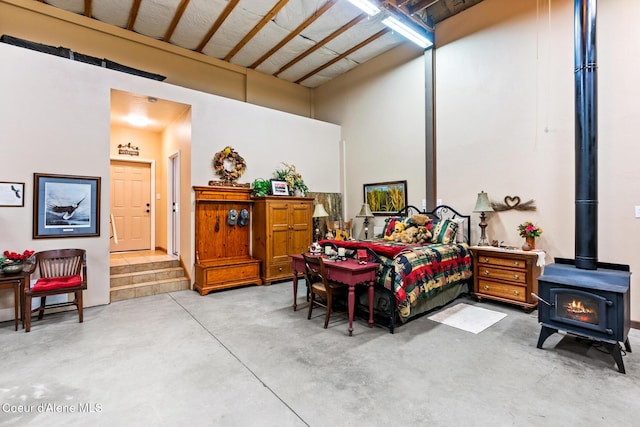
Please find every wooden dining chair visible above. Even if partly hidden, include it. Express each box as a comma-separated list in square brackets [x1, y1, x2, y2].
[302, 253, 347, 328]
[24, 248, 87, 332]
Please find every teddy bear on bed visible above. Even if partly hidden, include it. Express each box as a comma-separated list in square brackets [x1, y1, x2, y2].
[414, 225, 431, 243]
[400, 226, 419, 243]
[384, 221, 406, 242]
[410, 214, 431, 227]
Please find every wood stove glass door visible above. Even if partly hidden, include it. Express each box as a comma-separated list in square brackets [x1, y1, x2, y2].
[550, 289, 608, 334]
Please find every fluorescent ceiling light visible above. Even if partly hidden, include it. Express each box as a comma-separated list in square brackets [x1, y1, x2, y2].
[127, 114, 150, 127]
[382, 16, 432, 49]
[346, 0, 380, 16]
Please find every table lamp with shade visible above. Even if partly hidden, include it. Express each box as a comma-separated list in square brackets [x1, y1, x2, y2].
[473, 191, 494, 246]
[356, 203, 374, 239]
[312, 203, 329, 242]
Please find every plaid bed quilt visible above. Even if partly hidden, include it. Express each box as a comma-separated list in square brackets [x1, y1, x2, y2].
[382, 243, 472, 321]
[320, 239, 472, 322]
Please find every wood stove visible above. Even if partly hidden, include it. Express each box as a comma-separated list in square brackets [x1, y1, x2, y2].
[535, 0, 632, 373]
[536, 259, 631, 373]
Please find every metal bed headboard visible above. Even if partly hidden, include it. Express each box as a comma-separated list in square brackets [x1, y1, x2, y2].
[394, 204, 471, 244]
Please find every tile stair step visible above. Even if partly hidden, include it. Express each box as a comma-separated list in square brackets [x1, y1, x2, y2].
[110, 259, 180, 276]
[110, 267, 186, 288]
[110, 277, 191, 302]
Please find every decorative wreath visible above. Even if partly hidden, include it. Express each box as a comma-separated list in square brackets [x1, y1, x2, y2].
[213, 146, 246, 182]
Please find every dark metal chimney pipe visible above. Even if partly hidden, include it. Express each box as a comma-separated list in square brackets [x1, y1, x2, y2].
[574, 0, 598, 270]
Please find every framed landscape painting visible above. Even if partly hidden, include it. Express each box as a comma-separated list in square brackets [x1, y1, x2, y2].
[363, 180, 407, 216]
[33, 173, 101, 238]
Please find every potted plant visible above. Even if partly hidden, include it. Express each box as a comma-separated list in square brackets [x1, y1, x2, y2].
[273, 162, 308, 196]
[1, 249, 35, 274]
[251, 178, 271, 196]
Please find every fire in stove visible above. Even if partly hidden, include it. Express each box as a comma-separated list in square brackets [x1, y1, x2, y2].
[559, 298, 599, 325]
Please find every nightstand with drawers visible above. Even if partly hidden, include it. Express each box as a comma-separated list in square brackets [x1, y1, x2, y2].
[470, 246, 543, 312]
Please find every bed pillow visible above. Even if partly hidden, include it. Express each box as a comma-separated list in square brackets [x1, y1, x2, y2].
[453, 217, 467, 243]
[430, 218, 458, 244]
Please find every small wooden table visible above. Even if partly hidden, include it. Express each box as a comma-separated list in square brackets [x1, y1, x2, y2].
[470, 246, 543, 312]
[0, 271, 28, 331]
[290, 253, 379, 336]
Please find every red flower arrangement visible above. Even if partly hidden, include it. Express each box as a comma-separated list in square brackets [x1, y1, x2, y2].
[2, 249, 35, 265]
[517, 221, 542, 238]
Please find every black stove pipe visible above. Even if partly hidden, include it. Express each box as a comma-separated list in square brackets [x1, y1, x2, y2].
[574, 0, 598, 270]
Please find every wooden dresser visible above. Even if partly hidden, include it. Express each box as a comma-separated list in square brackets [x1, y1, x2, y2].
[252, 196, 313, 285]
[470, 246, 542, 312]
[193, 186, 261, 295]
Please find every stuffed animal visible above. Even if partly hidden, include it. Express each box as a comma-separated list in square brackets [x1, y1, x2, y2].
[411, 214, 430, 226]
[400, 226, 419, 243]
[384, 221, 406, 241]
[334, 229, 350, 241]
[414, 226, 432, 244]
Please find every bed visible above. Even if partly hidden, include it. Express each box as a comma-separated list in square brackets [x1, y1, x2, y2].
[319, 205, 473, 333]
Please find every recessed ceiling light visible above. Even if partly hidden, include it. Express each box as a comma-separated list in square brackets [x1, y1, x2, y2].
[127, 114, 150, 127]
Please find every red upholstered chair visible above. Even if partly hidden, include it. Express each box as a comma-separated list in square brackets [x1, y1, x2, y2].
[24, 249, 87, 332]
[303, 253, 347, 329]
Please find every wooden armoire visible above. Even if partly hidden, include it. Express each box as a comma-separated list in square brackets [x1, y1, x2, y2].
[193, 186, 262, 295]
[252, 196, 314, 285]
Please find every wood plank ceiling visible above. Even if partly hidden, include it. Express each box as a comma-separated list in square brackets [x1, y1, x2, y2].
[34, 0, 484, 88]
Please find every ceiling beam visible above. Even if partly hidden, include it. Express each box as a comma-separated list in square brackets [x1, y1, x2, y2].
[224, 0, 290, 62]
[384, 0, 434, 32]
[274, 13, 367, 77]
[409, 0, 439, 15]
[295, 28, 389, 84]
[126, 0, 142, 31]
[249, 0, 338, 70]
[195, 0, 239, 53]
[163, 0, 190, 42]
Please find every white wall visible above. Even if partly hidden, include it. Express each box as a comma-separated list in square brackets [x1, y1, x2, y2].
[0, 43, 341, 322]
[314, 44, 427, 239]
[316, 0, 640, 322]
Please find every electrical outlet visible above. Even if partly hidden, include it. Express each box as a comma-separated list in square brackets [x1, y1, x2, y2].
[422, 199, 427, 209]
[635, 206, 640, 218]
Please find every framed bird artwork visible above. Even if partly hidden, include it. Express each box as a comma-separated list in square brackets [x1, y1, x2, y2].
[33, 173, 101, 238]
[0, 182, 24, 207]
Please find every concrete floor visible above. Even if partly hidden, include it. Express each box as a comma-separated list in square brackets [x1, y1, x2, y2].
[1, 281, 639, 426]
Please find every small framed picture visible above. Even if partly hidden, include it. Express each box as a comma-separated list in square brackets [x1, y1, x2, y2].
[0, 182, 25, 207]
[271, 180, 289, 196]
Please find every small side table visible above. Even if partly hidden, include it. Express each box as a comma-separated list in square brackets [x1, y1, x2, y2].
[0, 272, 25, 331]
[470, 246, 544, 312]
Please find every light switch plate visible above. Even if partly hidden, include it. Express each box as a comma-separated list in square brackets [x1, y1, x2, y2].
[635, 206, 640, 218]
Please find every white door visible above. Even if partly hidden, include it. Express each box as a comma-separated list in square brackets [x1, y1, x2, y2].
[169, 152, 180, 257]
[110, 160, 152, 252]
